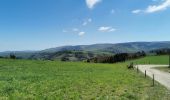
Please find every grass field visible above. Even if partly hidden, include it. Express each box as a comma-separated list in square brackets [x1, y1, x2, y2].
[0, 55, 169, 99]
[133, 55, 169, 65]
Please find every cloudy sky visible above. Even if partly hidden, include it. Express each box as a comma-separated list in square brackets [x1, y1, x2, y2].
[0, 0, 170, 51]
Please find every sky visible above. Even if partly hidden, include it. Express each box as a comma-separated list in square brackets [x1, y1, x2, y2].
[0, 0, 170, 51]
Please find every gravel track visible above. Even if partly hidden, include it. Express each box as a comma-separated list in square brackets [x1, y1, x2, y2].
[135, 65, 170, 90]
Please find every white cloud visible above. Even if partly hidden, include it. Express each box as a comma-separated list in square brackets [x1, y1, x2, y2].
[63, 28, 85, 36]
[82, 18, 92, 26]
[73, 28, 79, 32]
[83, 22, 88, 26]
[98, 26, 116, 32]
[86, 0, 102, 9]
[132, 0, 170, 14]
[78, 31, 85, 36]
[145, 0, 170, 13]
[132, 9, 142, 14]
[109, 28, 116, 32]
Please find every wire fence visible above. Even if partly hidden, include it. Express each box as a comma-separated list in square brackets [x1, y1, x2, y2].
[134, 64, 170, 99]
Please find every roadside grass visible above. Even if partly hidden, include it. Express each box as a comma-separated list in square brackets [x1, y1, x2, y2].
[0, 56, 169, 99]
[132, 55, 169, 65]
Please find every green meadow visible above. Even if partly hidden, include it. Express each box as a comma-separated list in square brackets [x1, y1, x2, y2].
[0, 55, 169, 99]
[133, 55, 169, 65]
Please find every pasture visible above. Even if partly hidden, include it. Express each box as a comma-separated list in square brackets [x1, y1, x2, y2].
[0, 55, 169, 99]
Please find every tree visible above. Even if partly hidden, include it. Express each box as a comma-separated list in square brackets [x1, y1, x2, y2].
[61, 57, 69, 61]
[10, 54, 16, 59]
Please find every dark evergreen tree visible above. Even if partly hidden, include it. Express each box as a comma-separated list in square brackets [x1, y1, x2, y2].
[10, 54, 16, 59]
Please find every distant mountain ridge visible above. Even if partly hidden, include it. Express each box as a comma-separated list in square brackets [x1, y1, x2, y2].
[41, 41, 170, 53]
[0, 41, 170, 60]
[41, 44, 114, 53]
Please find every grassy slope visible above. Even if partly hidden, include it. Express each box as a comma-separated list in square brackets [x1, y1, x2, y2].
[132, 55, 169, 65]
[0, 56, 169, 99]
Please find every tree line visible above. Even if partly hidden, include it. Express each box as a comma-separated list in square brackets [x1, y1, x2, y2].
[150, 48, 170, 55]
[0, 54, 16, 59]
[87, 51, 146, 63]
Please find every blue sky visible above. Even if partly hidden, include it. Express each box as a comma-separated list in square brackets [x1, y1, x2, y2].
[0, 0, 170, 51]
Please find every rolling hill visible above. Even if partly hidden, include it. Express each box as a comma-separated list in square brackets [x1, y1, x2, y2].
[41, 41, 170, 53]
[0, 41, 170, 60]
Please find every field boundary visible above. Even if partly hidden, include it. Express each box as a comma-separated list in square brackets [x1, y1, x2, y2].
[135, 65, 170, 90]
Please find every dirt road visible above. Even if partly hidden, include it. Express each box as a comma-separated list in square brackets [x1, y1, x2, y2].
[136, 65, 170, 90]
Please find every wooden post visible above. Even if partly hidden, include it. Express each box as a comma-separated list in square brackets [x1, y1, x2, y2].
[137, 66, 139, 73]
[153, 74, 155, 86]
[145, 70, 146, 78]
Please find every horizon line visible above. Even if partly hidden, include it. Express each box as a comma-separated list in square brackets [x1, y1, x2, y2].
[0, 40, 169, 52]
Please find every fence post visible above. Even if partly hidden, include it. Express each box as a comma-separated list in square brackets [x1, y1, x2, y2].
[153, 74, 155, 86]
[145, 70, 146, 78]
[137, 66, 139, 73]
